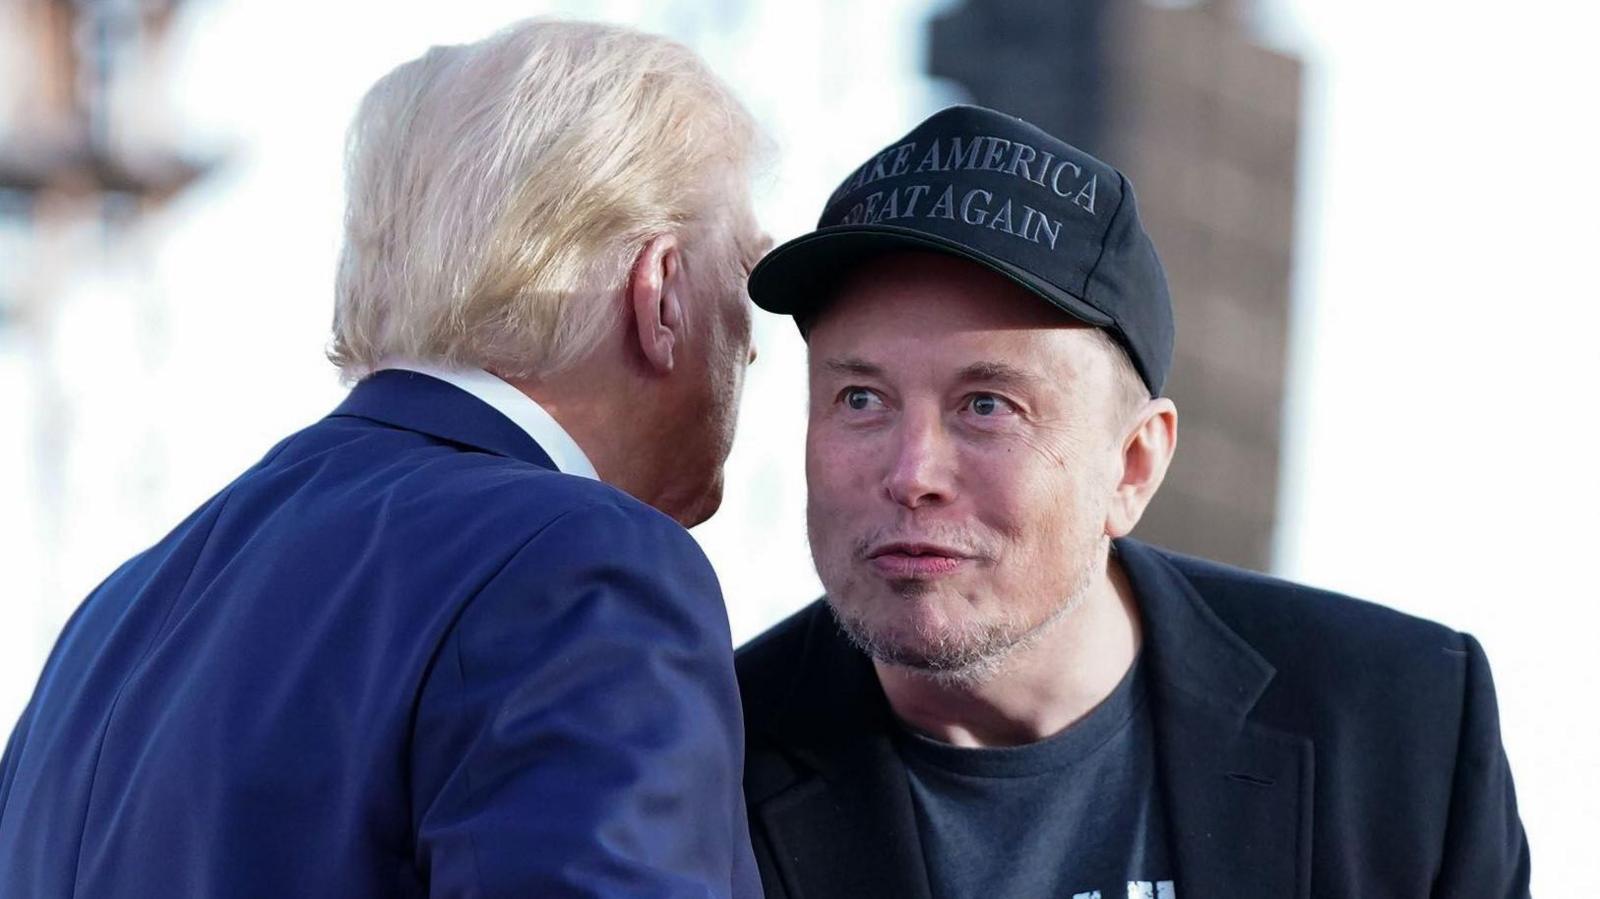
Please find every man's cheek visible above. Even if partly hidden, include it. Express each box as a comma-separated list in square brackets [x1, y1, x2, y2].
[808, 442, 858, 493]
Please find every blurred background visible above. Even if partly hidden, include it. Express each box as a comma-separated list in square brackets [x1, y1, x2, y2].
[0, 0, 1594, 889]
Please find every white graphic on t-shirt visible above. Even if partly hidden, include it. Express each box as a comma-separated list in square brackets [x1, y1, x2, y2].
[1070, 882, 1176, 899]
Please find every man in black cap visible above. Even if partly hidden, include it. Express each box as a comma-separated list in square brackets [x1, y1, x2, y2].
[735, 105, 1529, 899]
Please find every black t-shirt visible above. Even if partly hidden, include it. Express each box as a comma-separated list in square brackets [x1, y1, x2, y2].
[895, 659, 1177, 899]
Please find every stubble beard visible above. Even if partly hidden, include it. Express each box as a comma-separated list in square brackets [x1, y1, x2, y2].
[823, 532, 1109, 690]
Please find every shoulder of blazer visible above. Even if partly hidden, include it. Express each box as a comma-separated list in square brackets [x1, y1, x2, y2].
[1134, 541, 1475, 754]
[280, 409, 700, 569]
[1149, 543, 1471, 673]
[735, 601, 840, 803]
[736, 603, 823, 693]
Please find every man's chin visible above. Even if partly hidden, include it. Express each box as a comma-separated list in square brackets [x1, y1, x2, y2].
[825, 598, 1015, 682]
[674, 473, 725, 528]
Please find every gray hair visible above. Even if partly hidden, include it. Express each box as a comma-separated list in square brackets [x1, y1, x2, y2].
[329, 19, 760, 380]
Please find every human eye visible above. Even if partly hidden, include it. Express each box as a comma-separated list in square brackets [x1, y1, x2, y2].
[963, 392, 1017, 418]
[838, 386, 884, 412]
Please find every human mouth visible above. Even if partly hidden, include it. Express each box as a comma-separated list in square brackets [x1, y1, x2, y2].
[866, 542, 973, 578]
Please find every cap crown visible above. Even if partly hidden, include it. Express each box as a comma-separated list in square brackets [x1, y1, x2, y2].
[753, 105, 1174, 394]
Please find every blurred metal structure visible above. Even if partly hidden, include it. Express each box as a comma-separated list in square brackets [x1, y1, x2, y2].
[930, 0, 1301, 571]
[0, 0, 208, 193]
[0, 0, 213, 624]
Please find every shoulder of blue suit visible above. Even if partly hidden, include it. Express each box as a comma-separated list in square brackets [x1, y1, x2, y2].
[0, 370, 762, 899]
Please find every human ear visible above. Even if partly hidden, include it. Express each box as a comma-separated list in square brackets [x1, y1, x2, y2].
[628, 233, 686, 375]
[1105, 398, 1177, 538]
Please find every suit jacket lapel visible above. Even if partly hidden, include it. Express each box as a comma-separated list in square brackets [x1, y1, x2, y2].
[752, 612, 933, 899]
[1117, 539, 1314, 899]
[329, 369, 559, 470]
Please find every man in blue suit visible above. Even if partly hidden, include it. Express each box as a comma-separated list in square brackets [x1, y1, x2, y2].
[0, 19, 767, 898]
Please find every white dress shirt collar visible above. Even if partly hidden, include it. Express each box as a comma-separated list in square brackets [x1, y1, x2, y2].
[376, 360, 600, 481]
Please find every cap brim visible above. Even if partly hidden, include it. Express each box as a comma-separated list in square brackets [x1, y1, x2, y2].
[747, 223, 1115, 331]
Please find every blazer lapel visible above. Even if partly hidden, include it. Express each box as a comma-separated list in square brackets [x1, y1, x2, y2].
[1152, 693, 1312, 898]
[752, 613, 934, 899]
[1118, 540, 1314, 899]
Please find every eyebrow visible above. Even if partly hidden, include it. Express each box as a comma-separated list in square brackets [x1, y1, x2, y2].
[820, 357, 1044, 390]
[955, 361, 1043, 390]
[822, 357, 884, 378]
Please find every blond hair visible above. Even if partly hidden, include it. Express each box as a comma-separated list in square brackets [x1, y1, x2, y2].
[329, 19, 759, 380]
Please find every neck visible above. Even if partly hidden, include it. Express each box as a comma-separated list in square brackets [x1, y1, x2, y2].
[875, 553, 1142, 748]
[501, 360, 696, 521]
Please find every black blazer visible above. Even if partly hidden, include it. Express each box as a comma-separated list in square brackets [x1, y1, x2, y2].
[736, 538, 1529, 898]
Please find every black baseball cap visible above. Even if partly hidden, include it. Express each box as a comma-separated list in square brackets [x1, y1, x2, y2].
[748, 105, 1175, 395]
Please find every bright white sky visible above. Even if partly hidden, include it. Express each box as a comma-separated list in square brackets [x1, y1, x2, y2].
[1263, 2, 1600, 888]
[0, 0, 1595, 889]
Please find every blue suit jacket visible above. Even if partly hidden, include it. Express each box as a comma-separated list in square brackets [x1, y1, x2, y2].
[0, 370, 761, 898]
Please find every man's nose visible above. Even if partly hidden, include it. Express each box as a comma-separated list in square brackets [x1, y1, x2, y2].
[883, 409, 955, 509]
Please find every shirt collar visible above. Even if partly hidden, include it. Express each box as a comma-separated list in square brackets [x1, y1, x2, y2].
[374, 360, 600, 481]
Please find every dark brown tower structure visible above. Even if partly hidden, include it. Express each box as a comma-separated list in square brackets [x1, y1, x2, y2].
[930, 0, 1302, 571]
